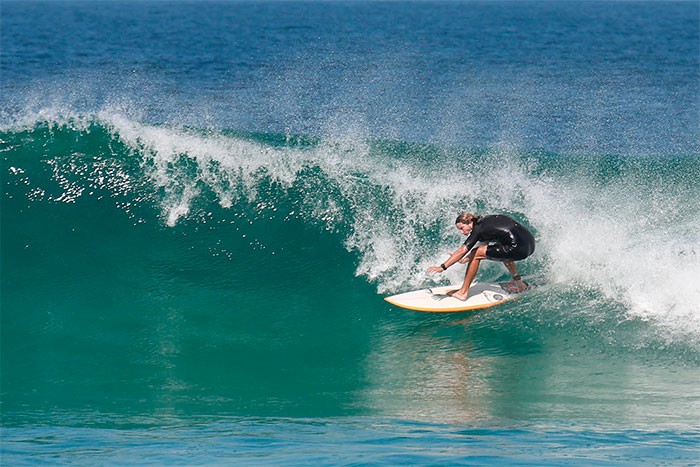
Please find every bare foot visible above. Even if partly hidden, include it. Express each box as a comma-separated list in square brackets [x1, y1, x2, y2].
[503, 280, 528, 293]
[447, 289, 469, 301]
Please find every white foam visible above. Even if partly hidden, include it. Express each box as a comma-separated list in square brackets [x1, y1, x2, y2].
[519, 159, 700, 341]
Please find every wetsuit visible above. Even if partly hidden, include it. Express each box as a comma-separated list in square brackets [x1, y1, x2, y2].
[463, 215, 535, 261]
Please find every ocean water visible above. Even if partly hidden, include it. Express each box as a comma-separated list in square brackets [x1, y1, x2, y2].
[2, 0, 699, 464]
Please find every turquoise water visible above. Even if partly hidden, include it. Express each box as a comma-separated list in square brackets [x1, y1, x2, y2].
[3, 420, 699, 465]
[2, 0, 700, 464]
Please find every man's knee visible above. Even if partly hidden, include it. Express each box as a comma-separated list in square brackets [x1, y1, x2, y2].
[473, 245, 489, 260]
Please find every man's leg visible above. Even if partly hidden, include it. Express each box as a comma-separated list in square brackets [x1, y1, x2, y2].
[504, 261, 527, 292]
[448, 245, 489, 301]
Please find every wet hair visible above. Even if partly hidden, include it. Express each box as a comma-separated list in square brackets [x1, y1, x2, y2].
[455, 212, 482, 225]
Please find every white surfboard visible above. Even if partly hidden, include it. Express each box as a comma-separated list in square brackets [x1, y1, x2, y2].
[385, 282, 519, 313]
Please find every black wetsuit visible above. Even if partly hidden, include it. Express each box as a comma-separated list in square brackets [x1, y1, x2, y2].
[463, 215, 535, 261]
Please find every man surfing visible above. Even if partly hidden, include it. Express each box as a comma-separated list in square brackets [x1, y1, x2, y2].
[427, 212, 535, 301]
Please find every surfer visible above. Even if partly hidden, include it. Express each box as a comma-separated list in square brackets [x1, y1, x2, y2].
[427, 213, 535, 301]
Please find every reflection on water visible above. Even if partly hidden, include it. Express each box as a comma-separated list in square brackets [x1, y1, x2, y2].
[361, 307, 700, 428]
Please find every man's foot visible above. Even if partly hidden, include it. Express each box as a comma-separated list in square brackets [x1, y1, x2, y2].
[501, 280, 529, 293]
[447, 289, 469, 301]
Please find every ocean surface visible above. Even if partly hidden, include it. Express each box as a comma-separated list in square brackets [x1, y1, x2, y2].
[2, 0, 699, 464]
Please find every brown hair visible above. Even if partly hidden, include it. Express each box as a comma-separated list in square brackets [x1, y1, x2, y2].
[455, 212, 482, 225]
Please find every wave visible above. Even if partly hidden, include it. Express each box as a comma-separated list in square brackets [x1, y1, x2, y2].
[2, 112, 699, 347]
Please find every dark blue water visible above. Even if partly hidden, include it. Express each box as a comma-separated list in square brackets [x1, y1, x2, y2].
[3, 0, 698, 153]
[2, 1, 699, 464]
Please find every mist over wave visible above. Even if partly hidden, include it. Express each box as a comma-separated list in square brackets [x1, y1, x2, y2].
[3, 113, 699, 346]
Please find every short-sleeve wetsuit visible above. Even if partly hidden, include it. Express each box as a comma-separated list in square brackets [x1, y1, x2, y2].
[463, 215, 535, 261]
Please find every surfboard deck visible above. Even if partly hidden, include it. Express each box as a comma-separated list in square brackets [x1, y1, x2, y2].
[385, 282, 520, 313]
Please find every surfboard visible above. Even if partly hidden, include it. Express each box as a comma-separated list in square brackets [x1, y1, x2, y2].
[384, 282, 519, 313]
